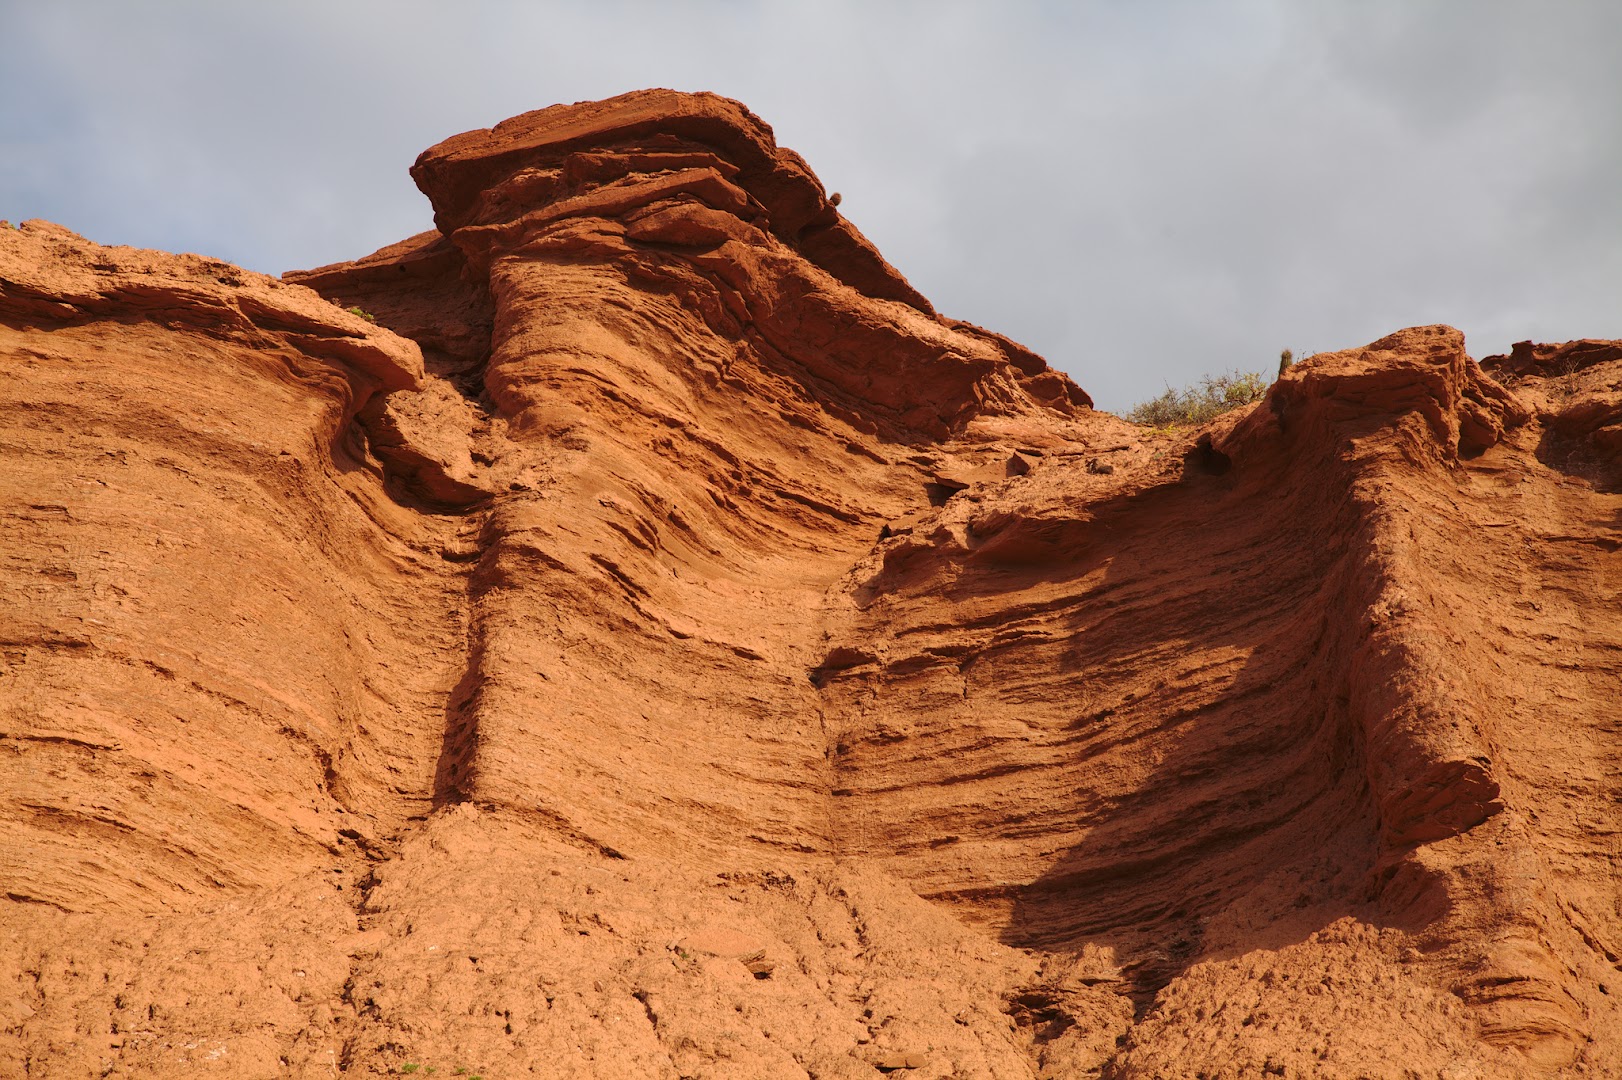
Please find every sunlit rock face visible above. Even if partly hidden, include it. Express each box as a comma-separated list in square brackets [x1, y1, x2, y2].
[2, 91, 1619, 1078]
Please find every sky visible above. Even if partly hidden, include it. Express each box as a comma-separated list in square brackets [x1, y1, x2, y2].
[2, 1, 1618, 413]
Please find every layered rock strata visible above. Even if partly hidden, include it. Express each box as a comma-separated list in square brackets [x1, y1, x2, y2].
[2, 91, 1619, 1079]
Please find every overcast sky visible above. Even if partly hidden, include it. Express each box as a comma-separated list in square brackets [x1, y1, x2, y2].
[3, 1, 1618, 411]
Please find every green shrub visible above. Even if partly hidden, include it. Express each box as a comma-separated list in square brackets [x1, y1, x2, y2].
[347, 305, 376, 323]
[1127, 370, 1269, 428]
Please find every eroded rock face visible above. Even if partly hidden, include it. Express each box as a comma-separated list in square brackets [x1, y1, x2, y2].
[2, 92, 1620, 1079]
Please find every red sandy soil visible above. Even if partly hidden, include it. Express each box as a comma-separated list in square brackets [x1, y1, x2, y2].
[2, 90, 1619, 1079]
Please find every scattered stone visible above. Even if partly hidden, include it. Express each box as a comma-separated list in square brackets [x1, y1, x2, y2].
[874, 1050, 929, 1070]
[675, 929, 768, 961]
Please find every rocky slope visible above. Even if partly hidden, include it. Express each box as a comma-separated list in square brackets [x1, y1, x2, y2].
[1, 90, 1618, 1079]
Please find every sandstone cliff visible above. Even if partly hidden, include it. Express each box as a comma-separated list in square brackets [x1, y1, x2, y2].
[2, 90, 1619, 1079]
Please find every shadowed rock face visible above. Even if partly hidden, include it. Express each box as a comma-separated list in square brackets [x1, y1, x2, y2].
[2, 90, 1619, 1078]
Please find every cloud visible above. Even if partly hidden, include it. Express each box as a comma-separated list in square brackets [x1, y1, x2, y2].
[3, 0, 1618, 410]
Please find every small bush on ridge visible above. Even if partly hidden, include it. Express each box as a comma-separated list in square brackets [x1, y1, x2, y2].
[1127, 370, 1269, 428]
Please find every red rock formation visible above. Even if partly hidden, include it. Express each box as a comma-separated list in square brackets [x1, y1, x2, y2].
[2, 91, 1619, 1078]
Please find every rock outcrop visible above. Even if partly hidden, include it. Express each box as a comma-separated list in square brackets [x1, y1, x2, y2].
[2, 91, 1619, 1079]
